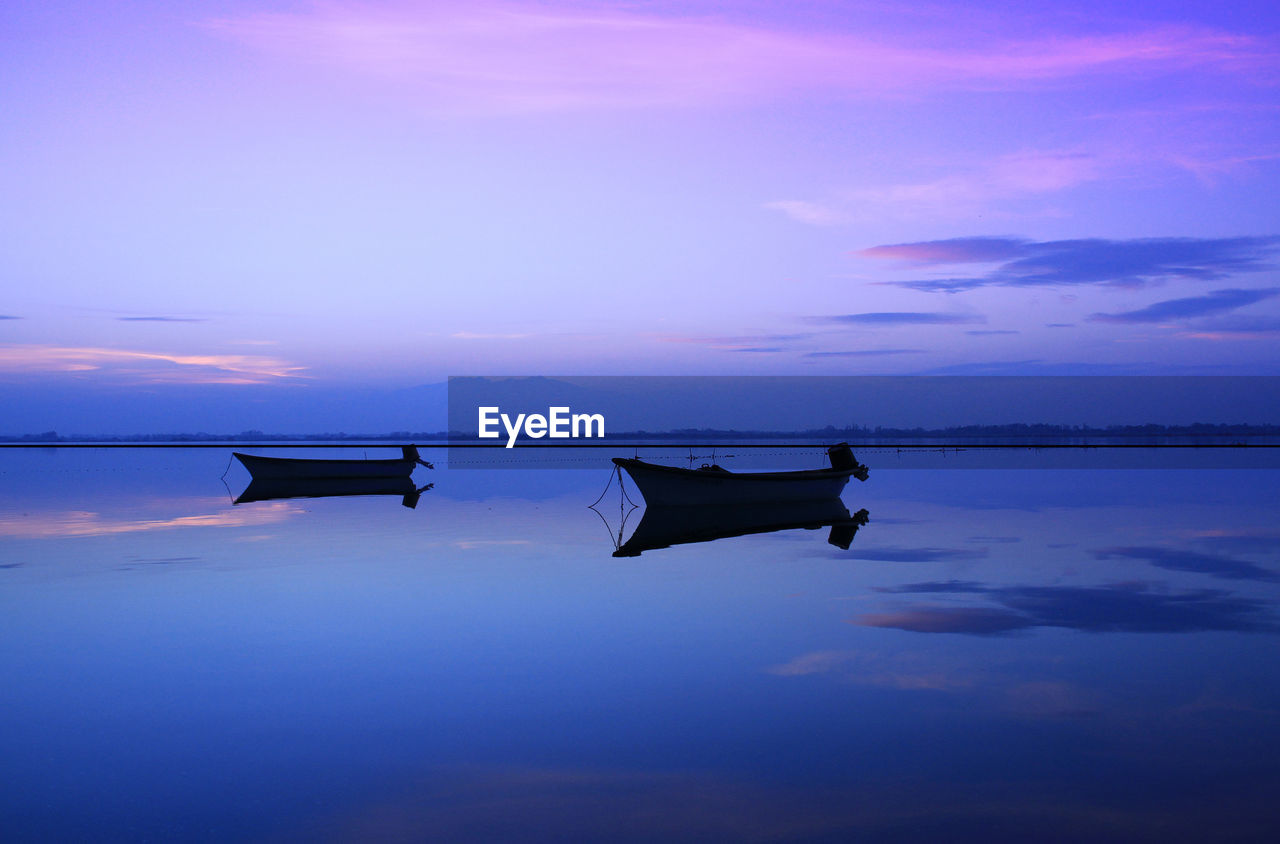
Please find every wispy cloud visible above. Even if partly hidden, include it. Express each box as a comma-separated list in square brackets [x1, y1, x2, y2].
[810, 312, 985, 325]
[0, 315, 21, 320]
[761, 200, 852, 226]
[859, 235, 1280, 292]
[0, 345, 307, 385]
[966, 329, 1020, 336]
[1180, 314, 1280, 337]
[118, 316, 210, 323]
[658, 333, 928, 356]
[1088, 287, 1280, 324]
[451, 331, 532, 340]
[772, 152, 1105, 224]
[203, 4, 1270, 113]
[860, 237, 1027, 264]
[804, 349, 925, 357]
[659, 333, 815, 353]
[922, 360, 1206, 375]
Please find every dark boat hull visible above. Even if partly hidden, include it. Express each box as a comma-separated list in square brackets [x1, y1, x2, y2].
[234, 452, 416, 480]
[613, 457, 857, 506]
[614, 499, 869, 556]
[234, 476, 423, 504]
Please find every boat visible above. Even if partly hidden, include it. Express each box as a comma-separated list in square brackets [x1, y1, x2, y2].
[612, 499, 869, 557]
[612, 443, 868, 507]
[233, 445, 432, 481]
[234, 476, 434, 509]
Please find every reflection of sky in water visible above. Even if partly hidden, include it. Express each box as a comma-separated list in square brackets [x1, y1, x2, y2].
[2, 448, 1279, 840]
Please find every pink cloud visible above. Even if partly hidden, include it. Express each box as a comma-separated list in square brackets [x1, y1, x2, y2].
[1164, 150, 1280, 184]
[0, 345, 307, 385]
[858, 237, 1028, 264]
[761, 200, 852, 226]
[771, 150, 1105, 225]
[765, 649, 972, 690]
[202, 3, 1270, 112]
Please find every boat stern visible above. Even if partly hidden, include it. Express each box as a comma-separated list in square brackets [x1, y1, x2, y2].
[827, 442, 869, 481]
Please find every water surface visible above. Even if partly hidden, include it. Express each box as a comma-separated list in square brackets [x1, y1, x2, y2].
[2, 447, 1278, 841]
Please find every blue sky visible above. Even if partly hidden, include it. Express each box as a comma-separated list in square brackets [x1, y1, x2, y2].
[2, 1, 1279, 431]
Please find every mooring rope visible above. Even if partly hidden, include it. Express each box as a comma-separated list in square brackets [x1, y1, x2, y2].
[587, 465, 640, 552]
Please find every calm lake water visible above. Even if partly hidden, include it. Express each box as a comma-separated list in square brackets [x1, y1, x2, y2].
[2, 447, 1279, 842]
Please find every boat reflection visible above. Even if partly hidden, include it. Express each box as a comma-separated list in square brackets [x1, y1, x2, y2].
[613, 499, 870, 557]
[234, 477, 434, 509]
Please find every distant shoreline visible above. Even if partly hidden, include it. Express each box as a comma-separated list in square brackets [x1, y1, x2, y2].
[3, 422, 1280, 446]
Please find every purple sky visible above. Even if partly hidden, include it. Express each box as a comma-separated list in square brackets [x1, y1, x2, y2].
[2, 1, 1279, 431]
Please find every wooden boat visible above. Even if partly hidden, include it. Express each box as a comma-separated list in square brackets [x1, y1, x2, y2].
[234, 476, 434, 509]
[613, 499, 869, 557]
[613, 443, 868, 507]
[233, 445, 432, 480]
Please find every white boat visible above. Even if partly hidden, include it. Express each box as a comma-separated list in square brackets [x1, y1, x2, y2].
[613, 443, 867, 507]
[233, 446, 431, 480]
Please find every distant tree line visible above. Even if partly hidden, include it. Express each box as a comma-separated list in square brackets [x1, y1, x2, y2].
[595, 423, 1280, 440]
[6, 422, 1279, 443]
[0, 430, 451, 443]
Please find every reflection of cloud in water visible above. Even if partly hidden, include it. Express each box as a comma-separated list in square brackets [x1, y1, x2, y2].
[766, 649, 973, 691]
[1173, 689, 1280, 719]
[845, 546, 988, 562]
[861, 606, 1031, 634]
[768, 651, 1105, 718]
[865, 517, 929, 525]
[858, 581, 1279, 634]
[1003, 681, 1102, 718]
[128, 556, 202, 565]
[0, 502, 300, 538]
[1095, 546, 1279, 582]
[1188, 531, 1280, 556]
[306, 763, 1277, 842]
[766, 649, 860, 676]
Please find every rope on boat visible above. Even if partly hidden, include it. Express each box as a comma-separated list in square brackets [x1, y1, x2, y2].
[588, 464, 622, 509]
[587, 465, 641, 552]
[618, 469, 639, 511]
